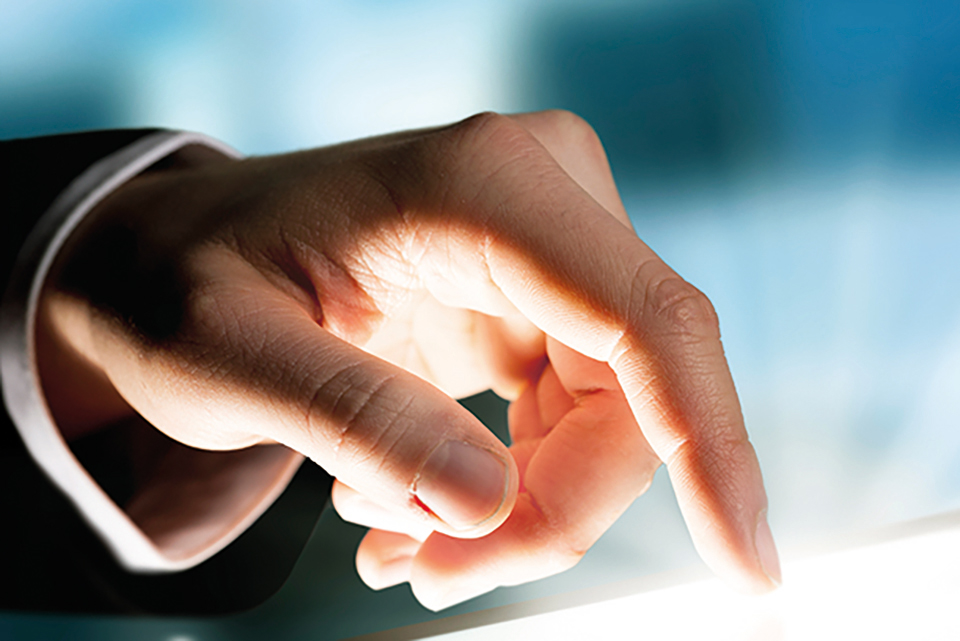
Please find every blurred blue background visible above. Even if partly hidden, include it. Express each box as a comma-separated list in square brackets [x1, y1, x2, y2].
[4, 0, 960, 638]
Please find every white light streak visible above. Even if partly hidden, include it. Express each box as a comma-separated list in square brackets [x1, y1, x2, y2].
[422, 512, 960, 640]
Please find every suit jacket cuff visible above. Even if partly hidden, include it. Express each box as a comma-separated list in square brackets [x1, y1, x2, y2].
[0, 131, 304, 573]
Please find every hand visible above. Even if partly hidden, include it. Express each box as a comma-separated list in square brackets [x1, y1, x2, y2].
[38, 111, 780, 610]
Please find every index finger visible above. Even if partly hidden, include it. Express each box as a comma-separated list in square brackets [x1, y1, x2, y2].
[373, 112, 781, 593]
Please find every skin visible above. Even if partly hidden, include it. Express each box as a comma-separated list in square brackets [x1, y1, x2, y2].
[37, 110, 780, 611]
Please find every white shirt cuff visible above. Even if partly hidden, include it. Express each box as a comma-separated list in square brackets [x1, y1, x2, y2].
[1, 131, 304, 573]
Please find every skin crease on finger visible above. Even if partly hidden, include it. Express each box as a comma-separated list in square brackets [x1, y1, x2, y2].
[36, 110, 779, 611]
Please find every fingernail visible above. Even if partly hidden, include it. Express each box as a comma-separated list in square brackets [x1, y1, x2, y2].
[756, 511, 782, 587]
[414, 440, 508, 531]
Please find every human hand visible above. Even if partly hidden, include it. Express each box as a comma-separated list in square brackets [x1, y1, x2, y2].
[38, 111, 780, 610]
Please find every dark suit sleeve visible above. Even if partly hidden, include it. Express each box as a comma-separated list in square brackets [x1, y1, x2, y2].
[0, 131, 331, 615]
[1, 130, 158, 296]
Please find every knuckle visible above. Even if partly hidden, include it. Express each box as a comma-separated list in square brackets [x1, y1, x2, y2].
[445, 111, 540, 163]
[541, 108, 587, 129]
[452, 110, 514, 139]
[538, 539, 586, 577]
[534, 109, 609, 168]
[305, 364, 409, 471]
[379, 111, 543, 220]
[521, 530, 586, 579]
[667, 432, 755, 494]
[544, 109, 603, 147]
[550, 546, 586, 574]
[307, 364, 379, 450]
[525, 498, 588, 575]
[647, 277, 720, 340]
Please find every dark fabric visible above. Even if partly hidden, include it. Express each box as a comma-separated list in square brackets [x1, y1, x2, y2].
[0, 131, 330, 614]
[1, 130, 156, 298]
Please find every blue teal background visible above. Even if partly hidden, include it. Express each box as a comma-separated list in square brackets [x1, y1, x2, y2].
[4, 0, 960, 638]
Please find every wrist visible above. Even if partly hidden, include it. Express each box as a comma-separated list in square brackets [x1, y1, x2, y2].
[35, 286, 132, 441]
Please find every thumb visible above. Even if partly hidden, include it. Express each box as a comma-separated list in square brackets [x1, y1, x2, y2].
[281, 327, 519, 539]
[101, 269, 518, 540]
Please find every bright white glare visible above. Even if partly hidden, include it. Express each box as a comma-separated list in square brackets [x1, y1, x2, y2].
[431, 513, 960, 640]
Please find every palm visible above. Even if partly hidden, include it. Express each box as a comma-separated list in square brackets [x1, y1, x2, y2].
[361, 289, 496, 399]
